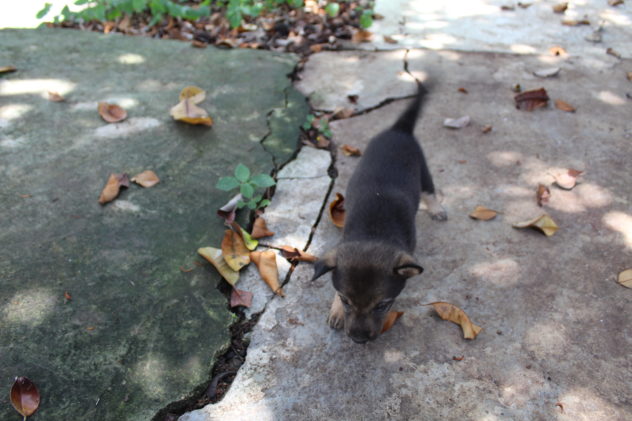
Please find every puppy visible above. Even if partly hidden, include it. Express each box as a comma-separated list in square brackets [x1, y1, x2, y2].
[312, 82, 446, 344]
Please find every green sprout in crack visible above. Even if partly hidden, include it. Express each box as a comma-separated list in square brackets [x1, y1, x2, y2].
[216, 163, 276, 210]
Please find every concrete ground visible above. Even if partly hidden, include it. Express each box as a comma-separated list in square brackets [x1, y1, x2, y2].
[0, 28, 307, 420]
[182, 1, 632, 420]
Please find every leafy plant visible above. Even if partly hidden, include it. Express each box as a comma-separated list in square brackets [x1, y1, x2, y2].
[302, 113, 332, 138]
[216, 164, 275, 210]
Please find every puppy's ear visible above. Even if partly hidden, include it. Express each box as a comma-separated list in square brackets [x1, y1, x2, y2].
[312, 249, 337, 281]
[393, 253, 424, 278]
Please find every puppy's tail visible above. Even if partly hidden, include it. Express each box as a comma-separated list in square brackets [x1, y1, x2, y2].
[391, 82, 428, 134]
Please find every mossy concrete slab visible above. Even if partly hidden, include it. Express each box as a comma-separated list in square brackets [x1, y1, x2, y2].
[0, 28, 307, 420]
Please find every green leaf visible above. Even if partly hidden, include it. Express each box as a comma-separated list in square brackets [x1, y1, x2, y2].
[325, 3, 340, 18]
[247, 200, 258, 210]
[132, 0, 146, 13]
[250, 174, 275, 188]
[287, 0, 304, 7]
[258, 199, 271, 208]
[239, 226, 259, 250]
[216, 176, 240, 191]
[240, 183, 255, 199]
[74, 0, 90, 5]
[237, 200, 246, 208]
[36, 3, 52, 19]
[227, 0, 242, 28]
[234, 164, 250, 182]
[360, 10, 373, 29]
[253, 195, 263, 202]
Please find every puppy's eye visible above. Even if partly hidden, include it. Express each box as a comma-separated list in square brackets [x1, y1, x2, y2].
[374, 301, 392, 313]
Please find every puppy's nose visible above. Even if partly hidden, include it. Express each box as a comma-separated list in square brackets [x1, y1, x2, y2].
[351, 336, 369, 344]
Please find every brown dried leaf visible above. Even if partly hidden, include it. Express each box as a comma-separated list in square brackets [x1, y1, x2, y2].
[352, 29, 373, 43]
[98, 102, 127, 123]
[329, 192, 345, 227]
[251, 217, 274, 239]
[512, 214, 559, 236]
[469, 206, 498, 221]
[383, 35, 398, 44]
[198, 247, 239, 286]
[552, 2, 568, 13]
[537, 184, 551, 206]
[515, 88, 549, 111]
[556, 402, 565, 413]
[279, 245, 318, 263]
[131, 170, 160, 188]
[191, 40, 207, 48]
[429, 302, 482, 339]
[221, 229, 250, 271]
[518, 2, 532, 8]
[562, 19, 590, 26]
[617, 268, 632, 288]
[627, 71, 632, 82]
[608, 0, 624, 5]
[0, 65, 17, 74]
[549, 46, 567, 56]
[64, 291, 72, 301]
[501, 5, 515, 11]
[340, 144, 362, 156]
[229, 221, 259, 250]
[48, 91, 65, 102]
[458, 87, 468, 94]
[481, 125, 493, 134]
[217, 193, 242, 224]
[453, 355, 464, 361]
[250, 250, 284, 296]
[381, 311, 404, 333]
[554, 168, 583, 189]
[10, 376, 40, 418]
[170, 86, 213, 126]
[98, 173, 129, 204]
[332, 107, 355, 119]
[606, 48, 622, 59]
[315, 135, 330, 149]
[230, 288, 253, 308]
[555, 99, 576, 112]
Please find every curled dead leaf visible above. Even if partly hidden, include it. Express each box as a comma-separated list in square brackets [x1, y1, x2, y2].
[340, 144, 362, 157]
[515, 88, 549, 111]
[0, 65, 17, 74]
[381, 311, 404, 333]
[64, 291, 72, 301]
[383, 35, 398, 44]
[556, 402, 565, 413]
[458, 87, 468, 94]
[329, 192, 345, 228]
[481, 125, 493, 134]
[230, 221, 259, 250]
[221, 229, 250, 271]
[549, 46, 567, 56]
[198, 246, 239, 286]
[191, 40, 207, 48]
[170, 85, 213, 126]
[512, 214, 559, 236]
[552, 3, 568, 13]
[251, 217, 274, 239]
[98, 102, 127, 123]
[443, 115, 471, 129]
[352, 29, 373, 43]
[617, 268, 632, 289]
[555, 99, 576, 112]
[48, 91, 65, 102]
[250, 250, 284, 296]
[230, 288, 253, 308]
[626, 71, 632, 82]
[279, 245, 318, 263]
[131, 170, 160, 188]
[554, 168, 583, 190]
[562, 19, 590, 26]
[10, 376, 40, 418]
[453, 355, 464, 361]
[217, 193, 242, 224]
[98, 173, 129, 204]
[609, 0, 624, 6]
[469, 206, 498, 221]
[428, 302, 482, 339]
[537, 184, 551, 206]
[607, 48, 622, 59]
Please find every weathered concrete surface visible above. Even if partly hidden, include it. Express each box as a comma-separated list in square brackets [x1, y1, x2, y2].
[182, 49, 632, 420]
[0, 28, 307, 420]
[368, 0, 632, 60]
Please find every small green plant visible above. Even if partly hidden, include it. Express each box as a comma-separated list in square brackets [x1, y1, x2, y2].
[302, 113, 332, 138]
[216, 163, 275, 210]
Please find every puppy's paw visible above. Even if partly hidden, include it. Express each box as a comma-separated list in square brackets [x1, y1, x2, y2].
[327, 294, 345, 330]
[430, 208, 448, 221]
[422, 193, 448, 222]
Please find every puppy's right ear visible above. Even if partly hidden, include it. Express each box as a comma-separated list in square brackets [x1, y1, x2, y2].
[312, 250, 337, 281]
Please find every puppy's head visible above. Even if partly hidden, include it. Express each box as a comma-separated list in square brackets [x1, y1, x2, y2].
[313, 242, 423, 343]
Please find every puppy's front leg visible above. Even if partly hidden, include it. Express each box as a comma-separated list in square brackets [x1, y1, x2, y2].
[327, 293, 345, 329]
[421, 192, 447, 221]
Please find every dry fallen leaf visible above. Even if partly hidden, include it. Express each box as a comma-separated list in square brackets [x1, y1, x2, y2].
[48, 91, 65, 102]
[500, 5, 515, 11]
[481, 125, 493, 134]
[352, 29, 373, 43]
[221, 229, 250, 271]
[537, 184, 551, 206]
[64, 291, 72, 301]
[0, 65, 17, 74]
[230, 221, 259, 250]
[279, 245, 318, 263]
[191, 40, 207, 48]
[562, 19, 590, 26]
[517, 1, 532, 8]
[556, 402, 565, 413]
[251, 217, 274, 239]
[381, 311, 404, 333]
[170, 85, 213, 126]
[608, 0, 624, 6]
[131, 170, 160, 188]
[340, 144, 362, 156]
[515, 88, 549, 111]
[453, 355, 464, 361]
[329, 192, 345, 228]
[332, 107, 355, 119]
[198, 246, 239, 286]
[552, 2, 568, 13]
[443, 115, 471, 129]
[10, 376, 40, 419]
[549, 46, 567, 56]
[98, 173, 129, 204]
[383, 35, 398, 44]
[428, 302, 482, 339]
[512, 214, 559, 236]
[230, 288, 253, 308]
[627, 71, 632, 82]
[98, 102, 127, 123]
[347, 94, 359, 104]
[606, 48, 622, 59]
[469, 206, 498, 221]
[554, 168, 583, 189]
[458, 87, 468, 94]
[617, 268, 632, 289]
[555, 99, 576, 112]
[217, 193, 242, 224]
[250, 250, 284, 296]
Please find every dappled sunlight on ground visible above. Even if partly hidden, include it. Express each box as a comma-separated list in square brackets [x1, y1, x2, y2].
[0, 103, 32, 121]
[2, 288, 57, 327]
[595, 90, 627, 106]
[117, 53, 146, 65]
[0, 78, 76, 97]
[524, 321, 570, 359]
[469, 258, 521, 287]
[133, 354, 169, 400]
[603, 211, 632, 250]
[556, 387, 631, 421]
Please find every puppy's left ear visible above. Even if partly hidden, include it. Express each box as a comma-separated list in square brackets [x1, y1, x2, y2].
[393, 253, 424, 278]
[312, 249, 337, 281]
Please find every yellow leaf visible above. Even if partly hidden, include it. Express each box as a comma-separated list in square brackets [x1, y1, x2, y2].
[198, 247, 239, 286]
[179, 85, 206, 103]
[131, 170, 160, 188]
[98, 173, 129, 205]
[469, 206, 498, 221]
[329, 192, 345, 228]
[618, 269, 632, 289]
[381, 311, 404, 333]
[221, 229, 250, 271]
[512, 214, 559, 236]
[251, 217, 274, 239]
[170, 86, 213, 126]
[250, 250, 284, 296]
[429, 302, 482, 339]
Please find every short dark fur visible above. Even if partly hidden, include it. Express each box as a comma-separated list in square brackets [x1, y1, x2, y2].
[313, 83, 443, 344]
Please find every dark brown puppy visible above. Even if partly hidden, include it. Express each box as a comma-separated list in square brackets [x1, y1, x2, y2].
[312, 83, 446, 344]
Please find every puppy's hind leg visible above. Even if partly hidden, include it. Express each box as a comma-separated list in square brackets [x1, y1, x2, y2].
[327, 293, 345, 329]
[419, 150, 447, 221]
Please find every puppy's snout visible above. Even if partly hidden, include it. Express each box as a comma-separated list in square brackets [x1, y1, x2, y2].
[348, 329, 377, 344]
